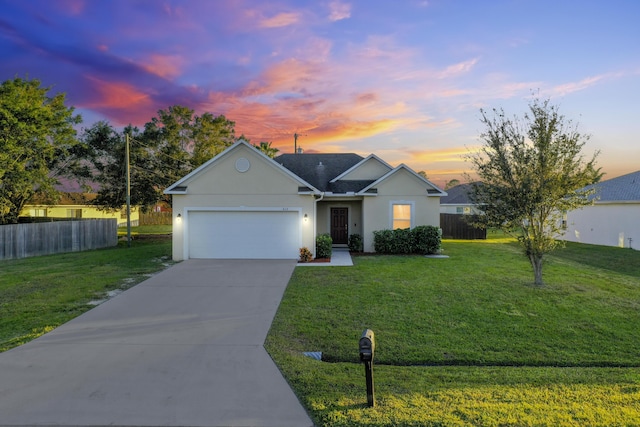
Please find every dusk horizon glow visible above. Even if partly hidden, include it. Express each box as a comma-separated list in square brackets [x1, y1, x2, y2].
[2, 0, 638, 187]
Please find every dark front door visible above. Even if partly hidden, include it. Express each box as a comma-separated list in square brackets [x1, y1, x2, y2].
[330, 207, 348, 244]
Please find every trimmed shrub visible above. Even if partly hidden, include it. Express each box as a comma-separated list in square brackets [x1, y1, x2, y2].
[413, 225, 442, 255]
[373, 229, 394, 254]
[348, 234, 363, 252]
[392, 228, 414, 254]
[299, 247, 312, 262]
[316, 233, 333, 259]
[373, 226, 442, 255]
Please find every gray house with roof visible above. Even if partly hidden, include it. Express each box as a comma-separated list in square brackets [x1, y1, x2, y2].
[439, 183, 480, 215]
[563, 171, 640, 250]
[165, 140, 446, 260]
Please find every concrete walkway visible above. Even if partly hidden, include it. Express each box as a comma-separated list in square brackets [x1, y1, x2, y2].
[297, 248, 353, 267]
[0, 259, 313, 427]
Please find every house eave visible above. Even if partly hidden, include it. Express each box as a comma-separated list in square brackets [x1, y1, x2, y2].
[322, 192, 368, 198]
[594, 200, 640, 205]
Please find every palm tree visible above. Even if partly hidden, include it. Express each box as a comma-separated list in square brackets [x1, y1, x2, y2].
[255, 141, 279, 158]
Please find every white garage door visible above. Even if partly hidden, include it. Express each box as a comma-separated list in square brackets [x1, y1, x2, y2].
[187, 210, 300, 259]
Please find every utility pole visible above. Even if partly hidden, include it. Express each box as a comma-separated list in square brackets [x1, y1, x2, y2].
[125, 133, 132, 248]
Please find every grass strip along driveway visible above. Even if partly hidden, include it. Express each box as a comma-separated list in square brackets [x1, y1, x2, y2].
[265, 237, 640, 426]
[0, 236, 172, 352]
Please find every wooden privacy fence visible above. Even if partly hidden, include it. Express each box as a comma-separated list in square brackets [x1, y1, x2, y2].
[440, 213, 487, 240]
[139, 212, 172, 225]
[0, 219, 117, 260]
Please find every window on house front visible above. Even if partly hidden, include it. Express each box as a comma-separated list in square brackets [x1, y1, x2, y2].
[392, 203, 412, 229]
[30, 209, 47, 217]
[456, 207, 463, 214]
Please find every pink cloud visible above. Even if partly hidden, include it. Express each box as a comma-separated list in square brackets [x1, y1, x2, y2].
[259, 12, 301, 28]
[81, 75, 155, 125]
[549, 73, 621, 96]
[140, 54, 184, 79]
[328, 1, 351, 21]
[59, 0, 85, 15]
[437, 58, 479, 78]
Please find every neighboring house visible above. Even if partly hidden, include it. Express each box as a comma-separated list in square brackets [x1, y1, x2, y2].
[563, 170, 640, 250]
[22, 180, 139, 227]
[439, 183, 480, 215]
[165, 140, 446, 260]
[439, 183, 486, 240]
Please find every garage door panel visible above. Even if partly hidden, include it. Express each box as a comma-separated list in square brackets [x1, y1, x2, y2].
[188, 211, 299, 259]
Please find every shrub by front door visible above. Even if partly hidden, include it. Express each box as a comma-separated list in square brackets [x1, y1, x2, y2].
[330, 207, 348, 244]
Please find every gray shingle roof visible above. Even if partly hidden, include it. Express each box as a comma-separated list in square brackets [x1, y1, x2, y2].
[275, 153, 364, 192]
[440, 183, 474, 204]
[585, 170, 640, 202]
[328, 180, 376, 193]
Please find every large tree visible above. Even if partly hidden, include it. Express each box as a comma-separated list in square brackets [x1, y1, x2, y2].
[80, 106, 237, 210]
[0, 77, 82, 224]
[79, 122, 160, 210]
[466, 98, 601, 285]
[142, 106, 236, 197]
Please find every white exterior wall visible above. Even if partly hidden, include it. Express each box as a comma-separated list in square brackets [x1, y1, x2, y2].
[170, 144, 317, 260]
[439, 204, 478, 215]
[339, 158, 390, 180]
[563, 202, 640, 250]
[361, 169, 441, 253]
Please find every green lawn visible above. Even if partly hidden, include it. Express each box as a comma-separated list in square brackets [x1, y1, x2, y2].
[265, 237, 640, 426]
[0, 237, 173, 352]
[2, 232, 639, 425]
[117, 224, 172, 236]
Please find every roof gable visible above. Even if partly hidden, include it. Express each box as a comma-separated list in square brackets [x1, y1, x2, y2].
[165, 140, 319, 194]
[358, 164, 447, 196]
[275, 153, 364, 192]
[330, 154, 393, 182]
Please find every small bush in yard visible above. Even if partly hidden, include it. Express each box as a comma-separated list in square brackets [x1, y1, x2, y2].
[392, 228, 414, 253]
[316, 233, 333, 259]
[373, 225, 442, 255]
[413, 225, 442, 254]
[373, 229, 394, 253]
[299, 247, 312, 262]
[348, 234, 363, 252]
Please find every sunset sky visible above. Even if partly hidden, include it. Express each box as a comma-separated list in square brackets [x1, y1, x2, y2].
[1, 0, 638, 186]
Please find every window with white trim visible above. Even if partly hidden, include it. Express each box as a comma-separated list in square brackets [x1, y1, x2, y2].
[392, 203, 413, 229]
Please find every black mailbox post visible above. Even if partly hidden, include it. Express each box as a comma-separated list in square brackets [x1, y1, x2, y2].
[359, 329, 375, 407]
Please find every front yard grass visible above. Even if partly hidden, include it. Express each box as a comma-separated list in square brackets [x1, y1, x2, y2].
[0, 237, 172, 352]
[265, 237, 640, 426]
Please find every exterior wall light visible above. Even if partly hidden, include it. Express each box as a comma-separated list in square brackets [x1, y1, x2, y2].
[304, 213, 308, 222]
[176, 213, 182, 223]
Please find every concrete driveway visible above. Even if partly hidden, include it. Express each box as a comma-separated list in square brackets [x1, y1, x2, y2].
[0, 259, 313, 427]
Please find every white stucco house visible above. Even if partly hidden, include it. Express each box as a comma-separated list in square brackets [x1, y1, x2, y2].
[164, 140, 446, 260]
[563, 170, 640, 250]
